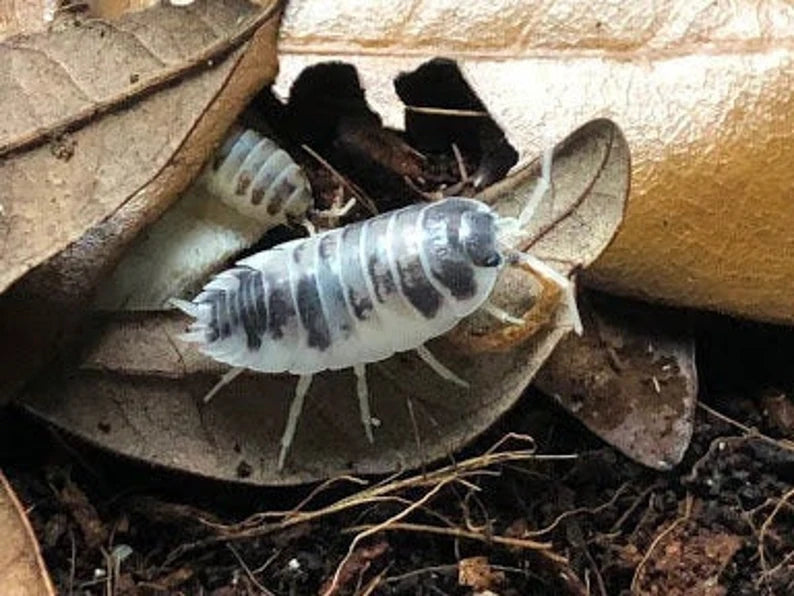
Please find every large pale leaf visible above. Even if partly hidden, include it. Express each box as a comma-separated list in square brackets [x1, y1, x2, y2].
[0, 0, 282, 402]
[19, 120, 630, 485]
[275, 0, 794, 325]
[0, 470, 56, 596]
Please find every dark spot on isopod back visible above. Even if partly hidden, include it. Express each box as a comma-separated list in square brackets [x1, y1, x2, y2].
[393, 209, 443, 318]
[266, 284, 292, 340]
[435, 260, 477, 300]
[267, 173, 296, 216]
[236, 171, 253, 195]
[234, 269, 262, 350]
[367, 254, 398, 303]
[249, 270, 268, 336]
[250, 186, 265, 205]
[204, 299, 220, 342]
[349, 289, 373, 320]
[297, 275, 331, 350]
[214, 291, 232, 338]
[422, 200, 478, 300]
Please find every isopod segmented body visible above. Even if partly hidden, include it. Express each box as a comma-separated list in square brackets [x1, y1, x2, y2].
[178, 198, 500, 373]
[174, 179, 582, 469]
[202, 126, 313, 227]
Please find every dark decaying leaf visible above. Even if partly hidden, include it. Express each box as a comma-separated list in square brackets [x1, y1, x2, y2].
[18, 119, 630, 486]
[0, 470, 56, 596]
[535, 291, 697, 470]
[0, 0, 283, 402]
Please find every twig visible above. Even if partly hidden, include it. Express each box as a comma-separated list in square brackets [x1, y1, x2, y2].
[165, 445, 544, 565]
[757, 487, 794, 589]
[227, 544, 275, 595]
[382, 564, 458, 585]
[698, 402, 794, 452]
[521, 482, 631, 538]
[324, 480, 453, 595]
[301, 144, 378, 215]
[630, 494, 693, 593]
[405, 106, 489, 118]
[451, 143, 468, 183]
[343, 522, 566, 564]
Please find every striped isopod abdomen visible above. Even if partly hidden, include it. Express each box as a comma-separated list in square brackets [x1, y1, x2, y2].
[177, 197, 502, 375]
[202, 126, 313, 227]
[93, 127, 315, 311]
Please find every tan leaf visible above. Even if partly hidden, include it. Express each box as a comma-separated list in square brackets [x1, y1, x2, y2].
[0, 0, 282, 402]
[18, 120, 630, 485]
[0, 470, 56, 596]
[0, 0, 282, 294]
[275, 0, 794, 324]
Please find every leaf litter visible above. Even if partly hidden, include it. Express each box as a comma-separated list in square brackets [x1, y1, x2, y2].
[4, 31, 786, 593]
[0, 0, 283, 402]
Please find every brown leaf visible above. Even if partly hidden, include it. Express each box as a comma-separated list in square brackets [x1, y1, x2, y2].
[0, 470, 56, 596]
[0, 0, 281, 293]
[276, 0, 794, 325]
[0, 0, 283, 402]
[18, 120, 630, 485]
[535, 291, 697, 470]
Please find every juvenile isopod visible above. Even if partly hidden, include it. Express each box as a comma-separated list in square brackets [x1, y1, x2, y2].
[172, 156, 582, 469]
[94, 126, 350, 310]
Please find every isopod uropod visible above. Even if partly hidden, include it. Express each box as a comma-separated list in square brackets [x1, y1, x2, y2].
[172, 156, 581, 470]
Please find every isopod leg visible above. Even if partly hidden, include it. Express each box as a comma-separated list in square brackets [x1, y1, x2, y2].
[353, 363, 374, 443]
[415, 345, 469, 389]
[482, 301, 525, 326]
[517, 145, 554, 226]
[314, 197, 357, 220]
[513, 252, 582, 335]
[203, 366, 246, 404]
[278, 374, 313, 471]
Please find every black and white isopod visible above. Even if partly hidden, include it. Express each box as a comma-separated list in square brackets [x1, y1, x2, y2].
[173, 158, 582, 470]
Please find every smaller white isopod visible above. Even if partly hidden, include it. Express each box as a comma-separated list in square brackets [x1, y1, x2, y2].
[94, 126, 346, 311]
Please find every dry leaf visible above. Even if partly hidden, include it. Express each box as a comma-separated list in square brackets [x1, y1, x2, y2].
[18, 119, 630, 485]
[0, 0, 283, 402]
[0, 470, 56, 596]
[0, 0, 281, 293]
[275, 0, 794, 325]
[536, 291, 697, 470]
